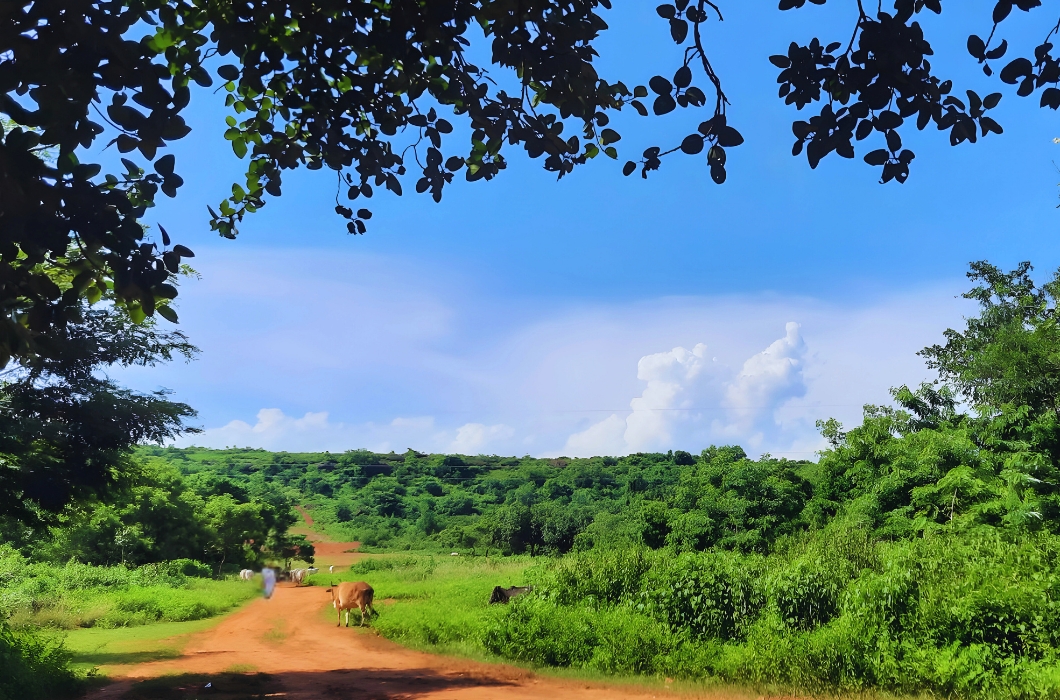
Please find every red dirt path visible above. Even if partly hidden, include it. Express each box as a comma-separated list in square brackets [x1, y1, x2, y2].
[85, 510, 762, 699]
[86, 581, 752, 700]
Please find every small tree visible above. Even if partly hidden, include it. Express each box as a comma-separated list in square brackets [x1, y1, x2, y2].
[270, 533, 315, 570]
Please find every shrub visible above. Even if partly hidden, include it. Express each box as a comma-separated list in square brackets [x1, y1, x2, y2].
[482, 597, 599, 667]
[642, 550, 765, 641]
[476, 531, 1060, 699]
[0, 621, 80, 700]
[769, 556, 844, 630]
[536, 547, 651, 606]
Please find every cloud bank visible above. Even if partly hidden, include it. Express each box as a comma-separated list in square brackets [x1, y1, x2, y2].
[126, 248, 971, 459]
[196, 409, 514, 455]
[562, 322, 807, 456]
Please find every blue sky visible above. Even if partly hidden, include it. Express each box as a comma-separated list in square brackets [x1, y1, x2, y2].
[115, 2, 1060, 458]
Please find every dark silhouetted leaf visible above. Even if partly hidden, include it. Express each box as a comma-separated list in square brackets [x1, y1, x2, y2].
[681, 134, 704, 154]
[674, 66, 692, 88]
[716, 126, 744, 147]
[649, 76, 672, 95]
[653, 95, 677, 115]
[1000, 57, 1033, 84]
[864, 149, 889, 166]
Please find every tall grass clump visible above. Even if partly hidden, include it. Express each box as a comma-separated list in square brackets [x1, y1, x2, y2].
[480, 528, 1060, 698]
[0, 545, 254, 629]
[0, 621, 81, 700]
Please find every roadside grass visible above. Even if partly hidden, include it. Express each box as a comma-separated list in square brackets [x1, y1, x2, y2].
[306, 553, 933, 700]
[63, 616, 229, 673]
[7, 579, 258, 630]
[1, 551, 260, 699]
[308, 553, 530, 659]
[1, 550, 259, 631]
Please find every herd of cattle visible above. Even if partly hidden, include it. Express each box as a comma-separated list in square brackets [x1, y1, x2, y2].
[238, 566, 329, 583]
[236, 566, 529, 627]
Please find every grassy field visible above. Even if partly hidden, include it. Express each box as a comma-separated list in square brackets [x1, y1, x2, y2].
[63, 616, 231, 673]
[0, 549, 259, 631]
[6, 577, 258, 631]
[309, 553, 532, 658]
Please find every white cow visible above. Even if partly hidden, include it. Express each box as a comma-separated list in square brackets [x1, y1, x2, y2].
[239, 569, 254, 581]
[290, 568, 308, 585]
[329, 565, 335, 573]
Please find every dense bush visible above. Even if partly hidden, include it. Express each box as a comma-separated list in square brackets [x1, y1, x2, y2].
[0, 621, 80, 700]
[0, 545, 254, 630]
[480, 530, 1060, 698]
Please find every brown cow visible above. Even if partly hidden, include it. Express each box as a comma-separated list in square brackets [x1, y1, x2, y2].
[327, 581, 375, 627]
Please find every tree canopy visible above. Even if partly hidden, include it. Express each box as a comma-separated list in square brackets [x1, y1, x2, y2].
[0, 298, 198, 522]
[127, 261, 1060, 556]
[2, 0, 1059, 368]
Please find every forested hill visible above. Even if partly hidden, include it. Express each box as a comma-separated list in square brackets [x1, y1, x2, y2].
[141, 445, 818, 554]
[109, 260, 1060, 562]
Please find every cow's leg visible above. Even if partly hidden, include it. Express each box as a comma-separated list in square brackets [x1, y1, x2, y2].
[337, 607, 341, 627]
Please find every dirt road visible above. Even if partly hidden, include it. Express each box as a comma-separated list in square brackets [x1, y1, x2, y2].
[86, 512, 758, 700]
[87, 580, 749, 700]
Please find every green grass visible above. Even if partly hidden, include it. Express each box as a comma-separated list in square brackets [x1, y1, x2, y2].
[1, 550, 257, 630]
[7, 579, 258, 630]
[309, 553, 531, 658]
[63, 616, 230, 673]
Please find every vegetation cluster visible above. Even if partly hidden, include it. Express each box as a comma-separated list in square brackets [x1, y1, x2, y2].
[2, 457, 314, 576]
[153, 261, 1060, 697]
[0, 546, 255, 631]
[6, 261, 1060, 698]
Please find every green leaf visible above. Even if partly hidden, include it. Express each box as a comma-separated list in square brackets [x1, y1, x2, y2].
[156, 305, 179, 323]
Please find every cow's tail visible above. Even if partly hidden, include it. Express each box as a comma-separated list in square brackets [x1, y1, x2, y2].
[365, 587, 377, 617]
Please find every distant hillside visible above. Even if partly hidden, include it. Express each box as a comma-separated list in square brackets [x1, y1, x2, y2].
[139, 445, 817, 554]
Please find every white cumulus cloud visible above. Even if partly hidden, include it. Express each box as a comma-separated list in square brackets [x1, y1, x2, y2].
[183, 410, 515, 456]
[450, 423, 515, 453]
[563, 323, 808, 457]
[195, 408, 342, 451]
[718, 321, 807, 447]
[137, 248, 971, 460]
[624, 343, 717, 451]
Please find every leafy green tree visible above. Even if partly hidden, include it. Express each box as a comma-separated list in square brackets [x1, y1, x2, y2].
[670, 448, 812, 552]
[531, 501, 590, 554]
[487, 503, 534, 555]
[813, 262, 1060, 537]
[270, 532, 316, 570]
[922, 261, 1060, 415]
[0, 302, 197, 523]
[203, 494, 267, 574]
[638, 501, 672, 549]
[4, 1, 1058, 369]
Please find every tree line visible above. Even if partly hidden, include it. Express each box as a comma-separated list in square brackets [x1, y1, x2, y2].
[2, 457, 313, 574]
[137, 262, 1060, 562]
